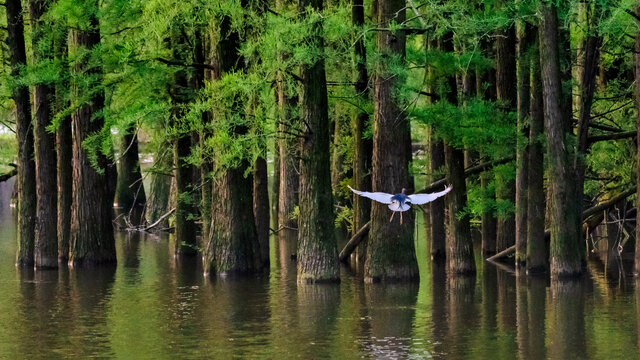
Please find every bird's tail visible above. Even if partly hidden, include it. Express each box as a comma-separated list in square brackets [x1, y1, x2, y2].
[388, 203, 410, 212]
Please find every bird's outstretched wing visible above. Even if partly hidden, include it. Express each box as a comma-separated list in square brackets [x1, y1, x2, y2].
[348, 185, 393, 204]
[406, 185, 453, 205]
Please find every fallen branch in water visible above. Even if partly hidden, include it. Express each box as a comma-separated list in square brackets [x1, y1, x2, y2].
[487, 188, 636, 262]
[339, 221, 370, 262]
[141, 208, 175, 231]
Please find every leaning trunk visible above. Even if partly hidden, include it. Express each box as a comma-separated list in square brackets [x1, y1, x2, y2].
[68, 8, 116, 266]
[6, 0, 36, 267]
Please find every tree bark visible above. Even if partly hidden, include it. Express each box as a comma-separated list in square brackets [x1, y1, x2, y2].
[352, 0, 372, 263]
[145, 150, 172, 229]
[6, 0, 36, 267]
[296, 0, 340, 283]
[527, 37, 547, 274]
[635, 9, 640, 276]
[365, 0, 418, 282]
[204, 7, 262, 275]
[29, 0, 58, 269]
[54, 23, 72, 263]
[495, 16, 517, 253]
[540, 3, 583, 278]
[254, 156, 271, 268]
[68, 8, 116, 266]
[115, 125, 146, 212]
[515, 19, 534, 270]
[441, 33, 474, 275]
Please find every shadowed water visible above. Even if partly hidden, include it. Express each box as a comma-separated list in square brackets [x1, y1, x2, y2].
[0, 179, 639, 359]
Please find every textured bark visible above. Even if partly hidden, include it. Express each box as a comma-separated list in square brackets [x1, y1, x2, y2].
[254, 156, 270, 268]
[428, 39, 446, 261]
[115, 125, 146, 212]
[495, 18, 517, 252]
[145, 152, 172, 229]
[540, 4, 583, 278]
[574, 6, 602, 241]
[54, 24, 72, 263]
[527, 40, 547, 274]
[68, 11, 116, 266]
[365, 0, 418, 282]
[30, 0, 58, 269]
[352, 0, 372, 263]
[635, 14, 640, 276]
[296, 0, 339, 283]
[277, 73, 299, 230]
[514, 20, 534, 270]
[477, 39, 497, 256]
[6, 0, 36, 267]
[171, 31, 197, 256]
[203, 7, 262, 275]
[441, 33, 474, 275]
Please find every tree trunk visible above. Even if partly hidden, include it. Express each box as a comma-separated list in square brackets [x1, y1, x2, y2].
[441, 33, 474, 275]
[428, 38, 446, 261]
[68, 9, 116, 266]
[351, 0, 372, 263]
[145, 150, 172, 229]
[635, 6, 640, 276]
[277, 71, 299, 231]
[29, 0, 58, 269]
[171, 30, 197, 256]
[204, 8, 262, 275]
[515, 20, 534, 270]
[254, 156, 270, 268]
[527, 37, 547, 274]
[296, 0, 339, 283]
[115, 125, 146, 212]
[54, 23, 72, 263]
[477, 38, 497, 256]
[6, 0, 36, 267]
[539, 4, 582, 278]
[364, 0, 418, 282]
[495, 18, 517, 252]
[574, 4, 602, 241]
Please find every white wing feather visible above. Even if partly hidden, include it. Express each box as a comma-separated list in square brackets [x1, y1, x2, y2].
[347, 185, 394, 204]
[407, 185, 453, 205]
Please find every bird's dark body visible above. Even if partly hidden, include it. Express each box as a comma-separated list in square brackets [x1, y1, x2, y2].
[390, 193, 408, 207]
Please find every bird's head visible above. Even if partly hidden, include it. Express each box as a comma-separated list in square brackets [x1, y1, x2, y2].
[401, 188, 406, 194]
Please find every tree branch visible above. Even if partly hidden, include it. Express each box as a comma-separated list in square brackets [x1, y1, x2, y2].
[155, 57, 216, 70]
[587, 130, 636, 145]
[416, 156, 514, 194]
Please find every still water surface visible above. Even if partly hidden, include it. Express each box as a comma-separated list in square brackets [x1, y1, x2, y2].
[0, 178, 639, 359]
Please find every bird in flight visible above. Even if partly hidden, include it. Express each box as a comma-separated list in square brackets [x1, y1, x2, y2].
[348, 185, 453, 224]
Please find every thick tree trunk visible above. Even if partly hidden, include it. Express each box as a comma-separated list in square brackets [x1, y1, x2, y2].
[352, 0, 372, 263]
[495, 19, 517, 252]
[68, 10, 116, 266]
[30, 0, 58, 269]
[540, 4, 582, 278]
[204, 9, 262, 275]
[54, 24, 72, 263]
[115, 126, 146, 212]
[365, 0, 418, 282]
[277, 76, 299, 230]
[254, 156, 270, 268]
[515, 21, 534, 270]
[6, 0, 36, 267]
[527, 38, 547, 274]
[296, 0, 339, 283]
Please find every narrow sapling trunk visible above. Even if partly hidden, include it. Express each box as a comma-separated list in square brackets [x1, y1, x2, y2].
[115, 125, 146, 212]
